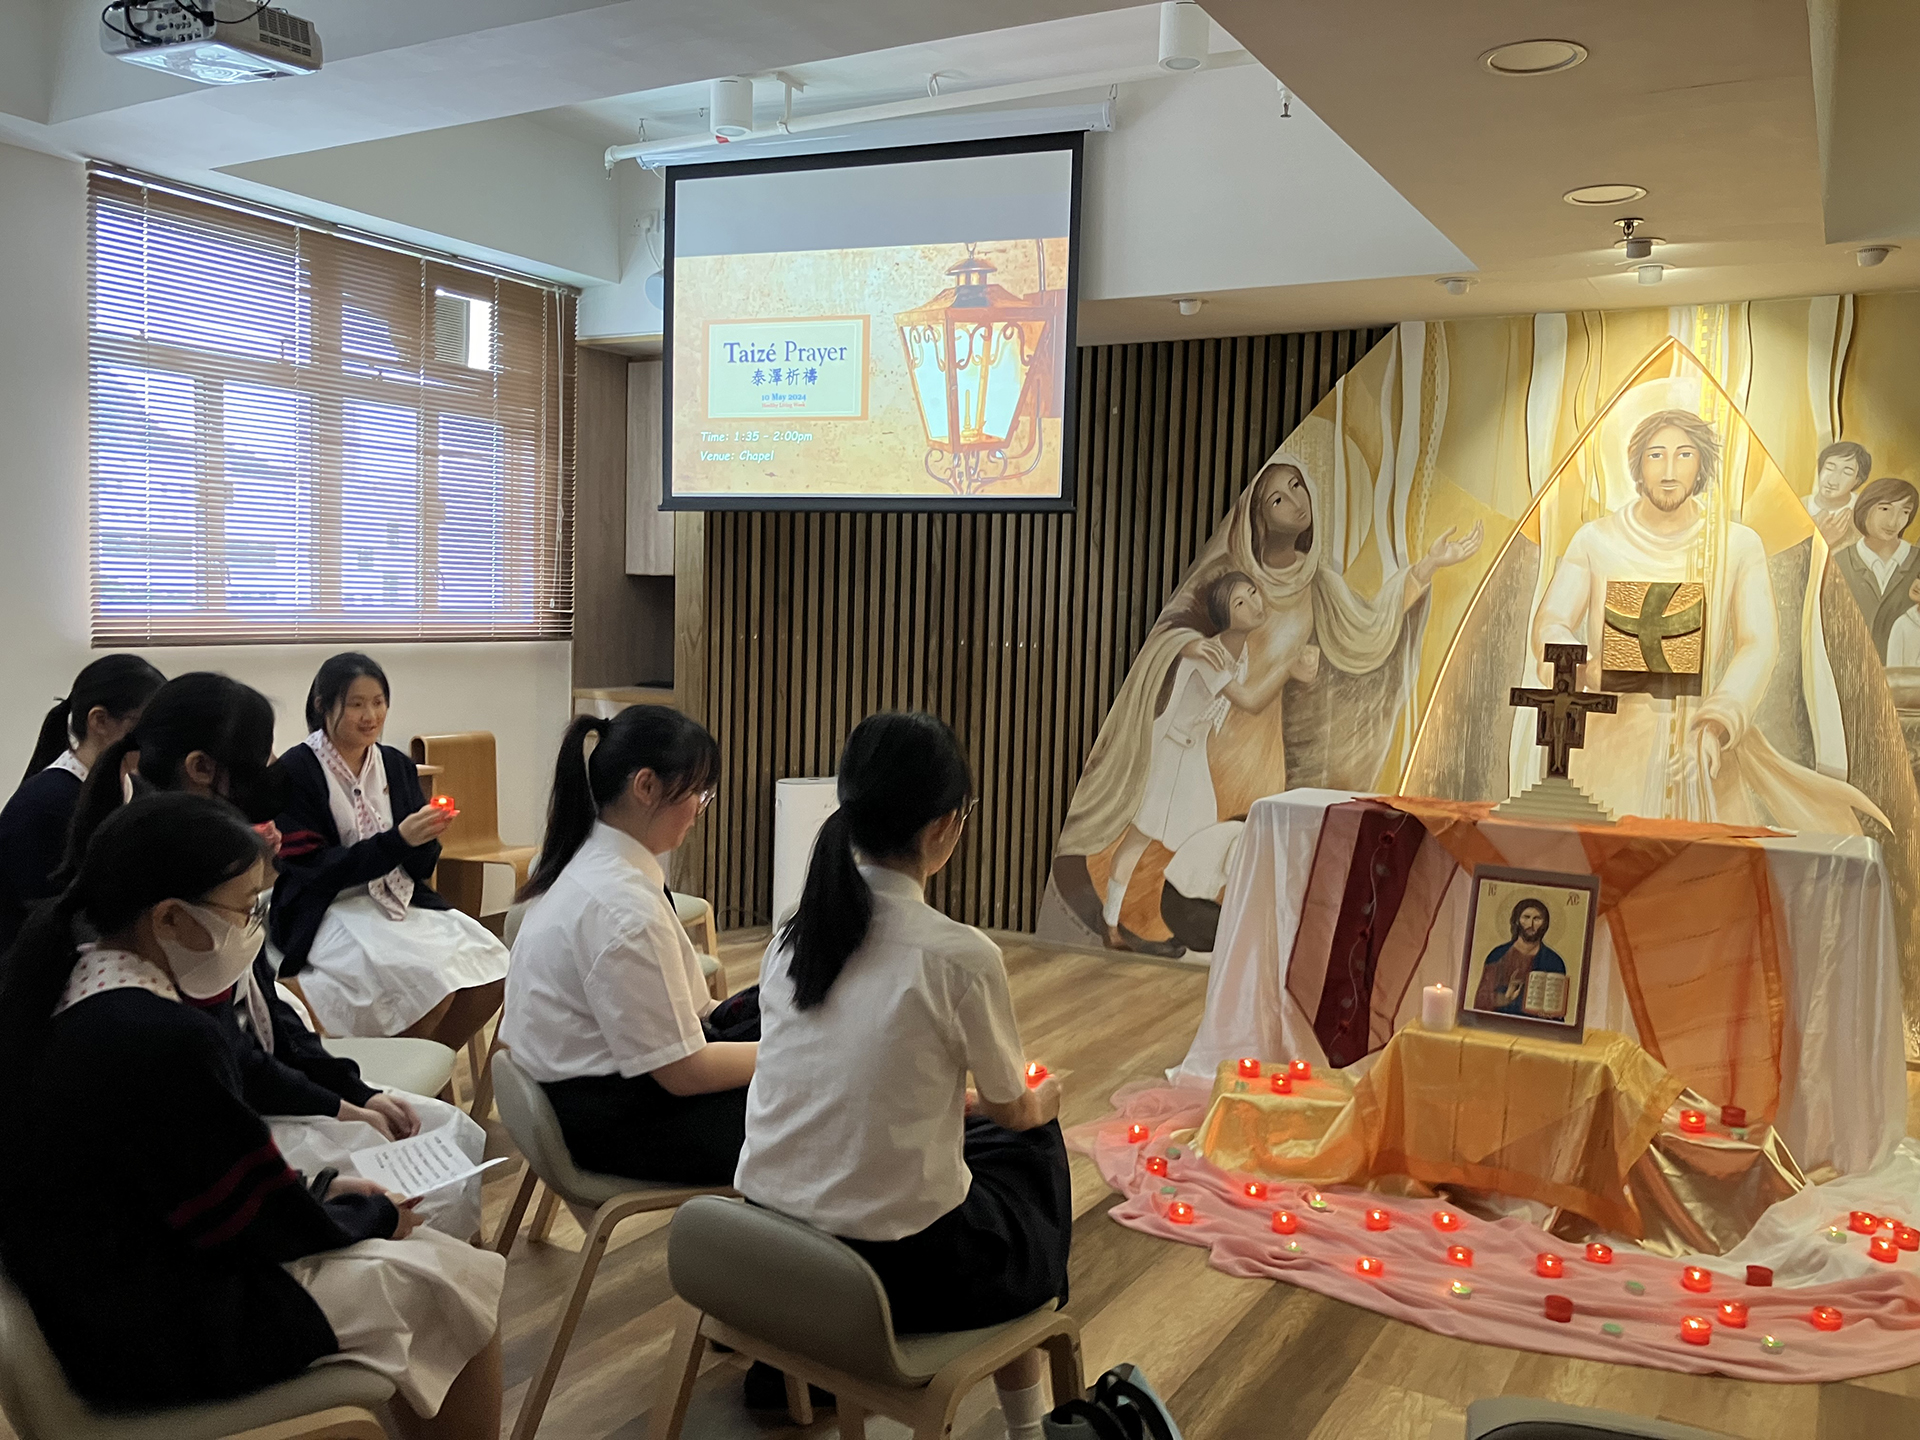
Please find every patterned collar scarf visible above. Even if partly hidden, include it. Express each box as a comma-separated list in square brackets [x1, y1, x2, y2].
[307, 731, 413, 921]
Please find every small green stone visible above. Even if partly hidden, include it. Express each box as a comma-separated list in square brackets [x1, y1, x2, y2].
[1601, 1322, 1623, 1337]
[1282, 1240, 1301, 1254]
[1825, 1227, 1847, 1243]
[1625, 1280, 1645, 1295]
[1159, 1185, 1178, 1197]
[1762, 1335, 1785, 1354]
[1449, 1280, 1473, 1299]
[1730, 1128, 1748, 1141]
[1166, 1146, 1183, 1159]
[1232, 1080, 1249, 1092]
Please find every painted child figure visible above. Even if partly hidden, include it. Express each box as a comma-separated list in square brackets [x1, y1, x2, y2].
[1101, 571, 1318, 949]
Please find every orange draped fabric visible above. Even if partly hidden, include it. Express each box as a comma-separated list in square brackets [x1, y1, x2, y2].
[1382, 797, 1786, 1124]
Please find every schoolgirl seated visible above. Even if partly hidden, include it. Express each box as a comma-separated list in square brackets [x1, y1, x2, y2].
[734, 712, 1070, 1440]
[271, 652, 508, 1051]
[0, 654, 163, 949]
[502, 705, 758, 1186]
[0, 793, 504, 1437]
[64, 671, 488, 1237]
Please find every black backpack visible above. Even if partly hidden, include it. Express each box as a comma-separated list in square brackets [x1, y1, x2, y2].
[1044, 1363, 1183, 1440]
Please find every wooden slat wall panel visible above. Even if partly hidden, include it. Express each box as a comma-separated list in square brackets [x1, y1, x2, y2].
[680, 327, 1390, 930]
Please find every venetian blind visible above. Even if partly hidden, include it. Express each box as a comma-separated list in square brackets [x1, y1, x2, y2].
[86, 168, 576, 645]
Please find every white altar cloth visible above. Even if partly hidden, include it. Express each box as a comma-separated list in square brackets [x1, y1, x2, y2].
[1175, 789, 1905, 1177]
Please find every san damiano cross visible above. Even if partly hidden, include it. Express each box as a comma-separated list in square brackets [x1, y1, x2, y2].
[1510, 644, 1618, 778]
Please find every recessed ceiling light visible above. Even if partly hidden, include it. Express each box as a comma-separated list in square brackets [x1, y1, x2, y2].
[1565, 183, 1647, 207]
[1436, 277, 1475, 296]
[1857, 246, 1896, 268]
[1637, 264, 1665, 285]
[1482, 39, 1588, 76]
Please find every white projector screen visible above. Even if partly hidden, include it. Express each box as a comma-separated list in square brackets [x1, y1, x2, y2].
[662, 134, 1082, 511]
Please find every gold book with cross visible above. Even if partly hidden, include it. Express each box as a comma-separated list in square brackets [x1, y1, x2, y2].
[1601, 580, 1705, 696]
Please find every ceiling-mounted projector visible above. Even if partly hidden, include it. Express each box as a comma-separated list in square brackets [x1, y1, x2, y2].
[101, 2, 321, 85]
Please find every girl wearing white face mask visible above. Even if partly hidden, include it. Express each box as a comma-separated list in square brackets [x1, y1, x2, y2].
[0, 793, 505, 1437]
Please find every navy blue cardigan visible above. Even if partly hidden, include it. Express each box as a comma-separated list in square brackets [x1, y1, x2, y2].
[269, 743, 449, 978]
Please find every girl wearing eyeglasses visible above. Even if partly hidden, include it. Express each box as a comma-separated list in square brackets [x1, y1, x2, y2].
[503, 704, 757, 1187]
[0, 793, 505, 1437]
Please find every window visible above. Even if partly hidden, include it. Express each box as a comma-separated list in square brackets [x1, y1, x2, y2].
[87, 169, 576, 644]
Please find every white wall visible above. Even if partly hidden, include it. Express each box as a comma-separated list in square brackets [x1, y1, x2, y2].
[0, 138, 570, 844]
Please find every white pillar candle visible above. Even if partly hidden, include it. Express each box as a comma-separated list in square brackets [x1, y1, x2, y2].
[1422, 983, 1456, 1031]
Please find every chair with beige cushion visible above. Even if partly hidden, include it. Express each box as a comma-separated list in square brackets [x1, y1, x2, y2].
[488, 1048, 733, 1440]
[0, 1269, 394, 1440]
[651, 1195, 1083, 1440]
[669, 892, 727, 1000]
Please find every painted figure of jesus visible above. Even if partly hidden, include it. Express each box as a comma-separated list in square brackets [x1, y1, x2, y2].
[1526, 408, 1880, 831]
[1472, 898, 1567, 1019]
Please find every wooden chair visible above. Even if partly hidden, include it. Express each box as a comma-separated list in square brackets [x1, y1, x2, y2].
[276, 975, 458, 1103]
[0, 1269, 393, 1440]
[670, 892, 728, 1001]
[652, 1196, 1083, 1440]
[407, 731, 536, 918]
[488, 1049, 733, 1440]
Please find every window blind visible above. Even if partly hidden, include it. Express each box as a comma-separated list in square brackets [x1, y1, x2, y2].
[86, 168, 576, 645]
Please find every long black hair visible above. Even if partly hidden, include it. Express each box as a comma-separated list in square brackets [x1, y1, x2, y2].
[305, 651, 389, 734]
[782, 711, 972, 1011]
[62, 673, 279, 882]
[519, 705, 719, 902]
[23, 655, 165, 784]
[0, 792, 267, 1084]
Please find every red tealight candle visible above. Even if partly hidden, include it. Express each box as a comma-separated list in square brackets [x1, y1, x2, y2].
[1535, 1253, 1563, 1279]
[1718, 1300, 1749, 1329]
[1168, 1200, 1195, 1225]
[1544, 1294, 1573, 1324]
[1849, 1211, 1879, 1235]
[430, 794, 457, 813]
[1244, 1181, 1269, 1202]
[1269, 1073, 1292, 1095]
[1721, 1105, 1746, 1129]
[1126, 1123, 1150, 1145]
[1025, 1062, 1049, 1088]
[1679, 1316, 1712, 1346]
[1746, 1265, 1773, 1287]
[1682, 1266, 1712, 1294]
[1678, 1109, 1707, 1135]
[1237, 1057, 1262, 1079]
[1811, 1305, 1843, 1332]
[1870, 1235, 1898, 1264]
[1433, 1209, 1461, 1232]
[1447, 1245, 1473, 1267]
[1356, 1256, 1385, 1278]
[1145, 1155, 1168, 1178]
[1585, 1242, 1613, 1265]
[1897, 1226, 1920, 1252]
[1271, 1210, 1298, 1235]
[1289, 1059, 1313, 1082]
[1365, 1208, 1391, 1232]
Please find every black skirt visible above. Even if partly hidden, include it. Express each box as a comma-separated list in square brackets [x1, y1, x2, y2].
[839, 1115, 1072, 1335]
[541, 988, 761, 1187]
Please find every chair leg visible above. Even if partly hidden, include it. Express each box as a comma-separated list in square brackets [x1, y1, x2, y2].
[783, 1369, 815, 1426]
[467, 1030, 500, 1121]
[510, 1204, 620, 1440]
[646, 1301, 707, 1440]
[492, 1166, 539, 1256]
[1041, 1328, 1086, 1406]
[529, 1185, 562, 1243]
[837, 1400, 868, 1439]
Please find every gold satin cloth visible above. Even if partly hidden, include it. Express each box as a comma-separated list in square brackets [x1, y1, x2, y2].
[1195, 1024, 1684, 1237]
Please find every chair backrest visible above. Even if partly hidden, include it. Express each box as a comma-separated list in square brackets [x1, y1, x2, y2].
[491, 1048, 601, 1205]
[668, 1195, 920, 1390]
[0, 1269, 89, 1440]
[408, 732, 503, 852]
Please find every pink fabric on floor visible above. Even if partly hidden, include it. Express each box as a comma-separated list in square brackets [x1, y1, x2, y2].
[1071, 1083, 1920, 1383]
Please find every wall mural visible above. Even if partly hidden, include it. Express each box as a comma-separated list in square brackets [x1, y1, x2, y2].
[1038, 295, 1920, 1053]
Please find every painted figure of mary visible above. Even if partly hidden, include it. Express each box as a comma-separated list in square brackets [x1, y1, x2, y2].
[1043, 453, 1481, 956]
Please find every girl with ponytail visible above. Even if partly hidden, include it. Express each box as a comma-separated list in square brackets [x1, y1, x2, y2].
[0, 791, 505, 1435]
[0, 654, 163, 948]
[734, 711, 1071, 1440]
[502, 705, 756, 1187]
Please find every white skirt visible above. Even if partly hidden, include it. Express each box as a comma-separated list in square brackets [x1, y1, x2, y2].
[270, 1091, 487, 1238]
[289, 1228, 504, 1416]
[298, 894, 510, 1038]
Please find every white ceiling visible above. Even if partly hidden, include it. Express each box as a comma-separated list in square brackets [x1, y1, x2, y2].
[4, 0, 1918, 345]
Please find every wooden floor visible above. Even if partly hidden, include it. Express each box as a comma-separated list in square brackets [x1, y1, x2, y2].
[11, 934, 1920, 1439]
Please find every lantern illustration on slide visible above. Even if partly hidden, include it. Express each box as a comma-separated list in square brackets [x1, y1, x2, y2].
[896, 241, 1063, 494]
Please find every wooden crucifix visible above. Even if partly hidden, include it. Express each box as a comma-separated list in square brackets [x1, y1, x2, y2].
[1510, 644, 1618, 778]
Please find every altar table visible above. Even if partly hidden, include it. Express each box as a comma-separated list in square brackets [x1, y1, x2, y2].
[1176, 789, 1905, 1177]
